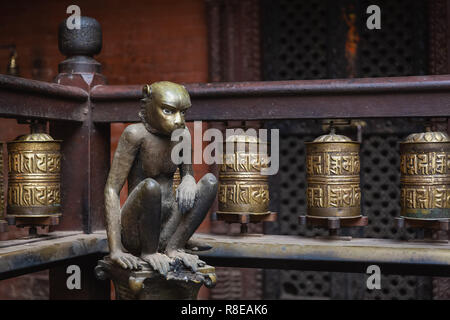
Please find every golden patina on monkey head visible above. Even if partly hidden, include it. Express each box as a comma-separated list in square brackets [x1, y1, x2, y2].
[140, 81, 191, 136]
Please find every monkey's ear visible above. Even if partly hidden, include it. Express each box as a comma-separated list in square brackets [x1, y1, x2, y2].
[142, 84, 151, 98]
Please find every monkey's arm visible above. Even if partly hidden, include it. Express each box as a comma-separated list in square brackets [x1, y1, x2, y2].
[104, 125, 141, 267]
[176, 129, 197, 214]
[179, 126, 194, 178]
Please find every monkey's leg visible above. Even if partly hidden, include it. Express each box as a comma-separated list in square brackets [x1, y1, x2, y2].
[166, 173, 218, 250]
[121, 178, 161, 256]
[158, 203, 182, 252]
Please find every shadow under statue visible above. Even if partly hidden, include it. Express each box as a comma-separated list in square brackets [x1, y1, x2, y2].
[96, 81, 218, 300]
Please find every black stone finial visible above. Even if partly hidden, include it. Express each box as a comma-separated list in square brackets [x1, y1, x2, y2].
[57, 16, 104, 77]
[58, 16, 102, 57]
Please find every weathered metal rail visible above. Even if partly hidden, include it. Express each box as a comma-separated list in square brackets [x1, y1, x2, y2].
[2, 73, 450, 123]
[0, 232, 107, 280]
[193, 233, 450, 277]
[91, 75, 450, 122]
[0, 75, 88, 121]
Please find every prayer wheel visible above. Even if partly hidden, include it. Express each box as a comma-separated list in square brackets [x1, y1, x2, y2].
[400, 131, 450, 219]
[217, 134, 270, 217]
[306, 130, 361, 218]
[7, 133, 62, 224]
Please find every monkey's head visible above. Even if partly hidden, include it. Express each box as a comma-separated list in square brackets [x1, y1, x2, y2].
[140, 81, 191, 136]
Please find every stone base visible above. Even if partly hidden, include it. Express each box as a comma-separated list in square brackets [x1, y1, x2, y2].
[95, 257, 216, 300]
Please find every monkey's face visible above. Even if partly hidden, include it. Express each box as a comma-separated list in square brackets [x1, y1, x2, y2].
[147, 101, 189, 135]
[144, 82, 191, 136]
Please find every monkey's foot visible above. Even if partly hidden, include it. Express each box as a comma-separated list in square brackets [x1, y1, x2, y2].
[167, 249, 205, 272]
[140, 252, 172, 276]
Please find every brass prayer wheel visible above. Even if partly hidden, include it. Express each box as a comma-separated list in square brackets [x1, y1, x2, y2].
[7, 133, 62, 221]
[217, 134, 270, 216]
[400, 131, 450, 219]
[306, 131, 361, 218]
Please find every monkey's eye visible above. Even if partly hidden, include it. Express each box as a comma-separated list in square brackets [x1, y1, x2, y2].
[181, 110, 186, 116]
[162, 108, 173, 115]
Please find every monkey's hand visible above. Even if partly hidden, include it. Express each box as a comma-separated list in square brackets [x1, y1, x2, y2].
[167, 249, 205, 272]
[140, 252, 172, 276]
[110, 250, 141, 270]
[176, 175, 197, 214]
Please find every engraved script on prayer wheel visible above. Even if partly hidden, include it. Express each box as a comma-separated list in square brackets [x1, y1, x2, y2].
[217, 134, 270, 216]
[400, 131, 450, 219]
[306, 132, 361, 218]
[7, 133, 61, 219]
